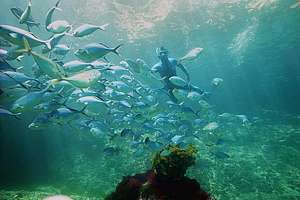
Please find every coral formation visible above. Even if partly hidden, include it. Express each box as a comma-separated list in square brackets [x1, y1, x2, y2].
[105, 145, 212, 200]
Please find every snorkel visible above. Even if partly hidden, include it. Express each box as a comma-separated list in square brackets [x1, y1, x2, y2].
[156, 47, 169, 64]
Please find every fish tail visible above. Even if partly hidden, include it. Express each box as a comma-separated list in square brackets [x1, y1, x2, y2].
[34, 22, 41, 28]
[26, 25, 31, 32]
[112, 44, 123, 57]
[22, 37, 32, 54]
[79, 105, 89, 117]
[14, 113, 22, 120]
[45, 39, 53, 50]
[42, 83, 53, 93]
[55, 0, 62, 8]
[99, 23, 109, 31]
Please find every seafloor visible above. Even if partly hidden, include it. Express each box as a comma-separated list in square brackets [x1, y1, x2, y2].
[0, 112, 299, 200]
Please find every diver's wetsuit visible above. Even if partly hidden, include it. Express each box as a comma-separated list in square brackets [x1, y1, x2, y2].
[151, 51, 204, 102]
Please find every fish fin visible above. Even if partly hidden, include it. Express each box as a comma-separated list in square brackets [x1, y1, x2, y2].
[45, 32, 65, 50]
[98, 42, 110, 48]
[112, 44, 123, 56]
[34, 22, 41, 28]
[99, 23, 109, 31]
[26, 25, 31, 32]
[16, 55, 25, 62]
[55, 87, 66, 98]
[55, 0, 62, 7]
[103, 56, 110, 62]
[41, 83, 53, 93]
[0, 71, 29, 90]
[45, 40, 52, 50]
[64, 32, 73, 37]
[79, 104, 89, 117]
[9, 33, 18, 39]
[14, 113, 22, 120]
[23, 37, 32, 53]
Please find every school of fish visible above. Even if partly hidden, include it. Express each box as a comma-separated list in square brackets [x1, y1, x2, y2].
[0, 0, 256, 157]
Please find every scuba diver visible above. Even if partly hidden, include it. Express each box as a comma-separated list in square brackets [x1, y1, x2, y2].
[151, 47, 206, 103]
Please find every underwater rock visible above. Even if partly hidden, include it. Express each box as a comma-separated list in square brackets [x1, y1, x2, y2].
[105, 145, 212, 200]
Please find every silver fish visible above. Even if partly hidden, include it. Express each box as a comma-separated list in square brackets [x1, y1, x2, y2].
[179, 47, 204, 63]
[0, 107, 21, 119]
[73, 23, 108, 37]
[74, 42, 123, 62]
[45, 0, 62, 30]
[0, 25, 56, 50]
[19, 0, 32, 24]
[47, 20, 71, 34]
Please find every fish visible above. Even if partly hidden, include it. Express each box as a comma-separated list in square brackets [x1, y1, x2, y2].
[91, 60, 109, 69]
[0, 38, 12, 47]
[57, 69, 102, 88]
[10, 6, 40, 31]
[214, 151, 230, 159]
[290, 1, 300, 9]
[11, 84, 51, 112]
[74, 42, 123, 62]
[47, 20, 72, 34]
[169, 76, 187, 87]
[52, 44, 70, 56]
[28, 113, 51, 129]
[0, 24, 57, 50]
[1, 47, 18, 61]
[211, 78, 223, 87]
[90, 127, 106, 137]
[52, 106, 89, 121]
[143, 136, 162, 150]
[236, 114, 249, 123]
[187, 91, 202, 101]
[203, 122, 219, 131]
[76, 96, 108, 115]
[218, 113, 232, 118]
[63, 60, 93, 74]
[43, 195, 73, 200]
[42, 33, 66, 54]
[124, 58, 141, 73]
[73, 23, 109, 37]
[171, 135, 184, 144]
[45, 0, 62, 30]
[103, 146, 120, 156]
[179, 47, 204, 63]
[27, 48, 65, 79]
[34, 100, 61, 112]
[193, 118, 204, 127]
[120, 128, 135, 137]
[19, 0, 32, 24]
[0, 70, 38, 89]
[215, 138, 225, 145]
[109, 81, 132, 93]
[0, 58, 16, 71]
[118, 100, 132, 109]
[0, 107, 21, 119]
